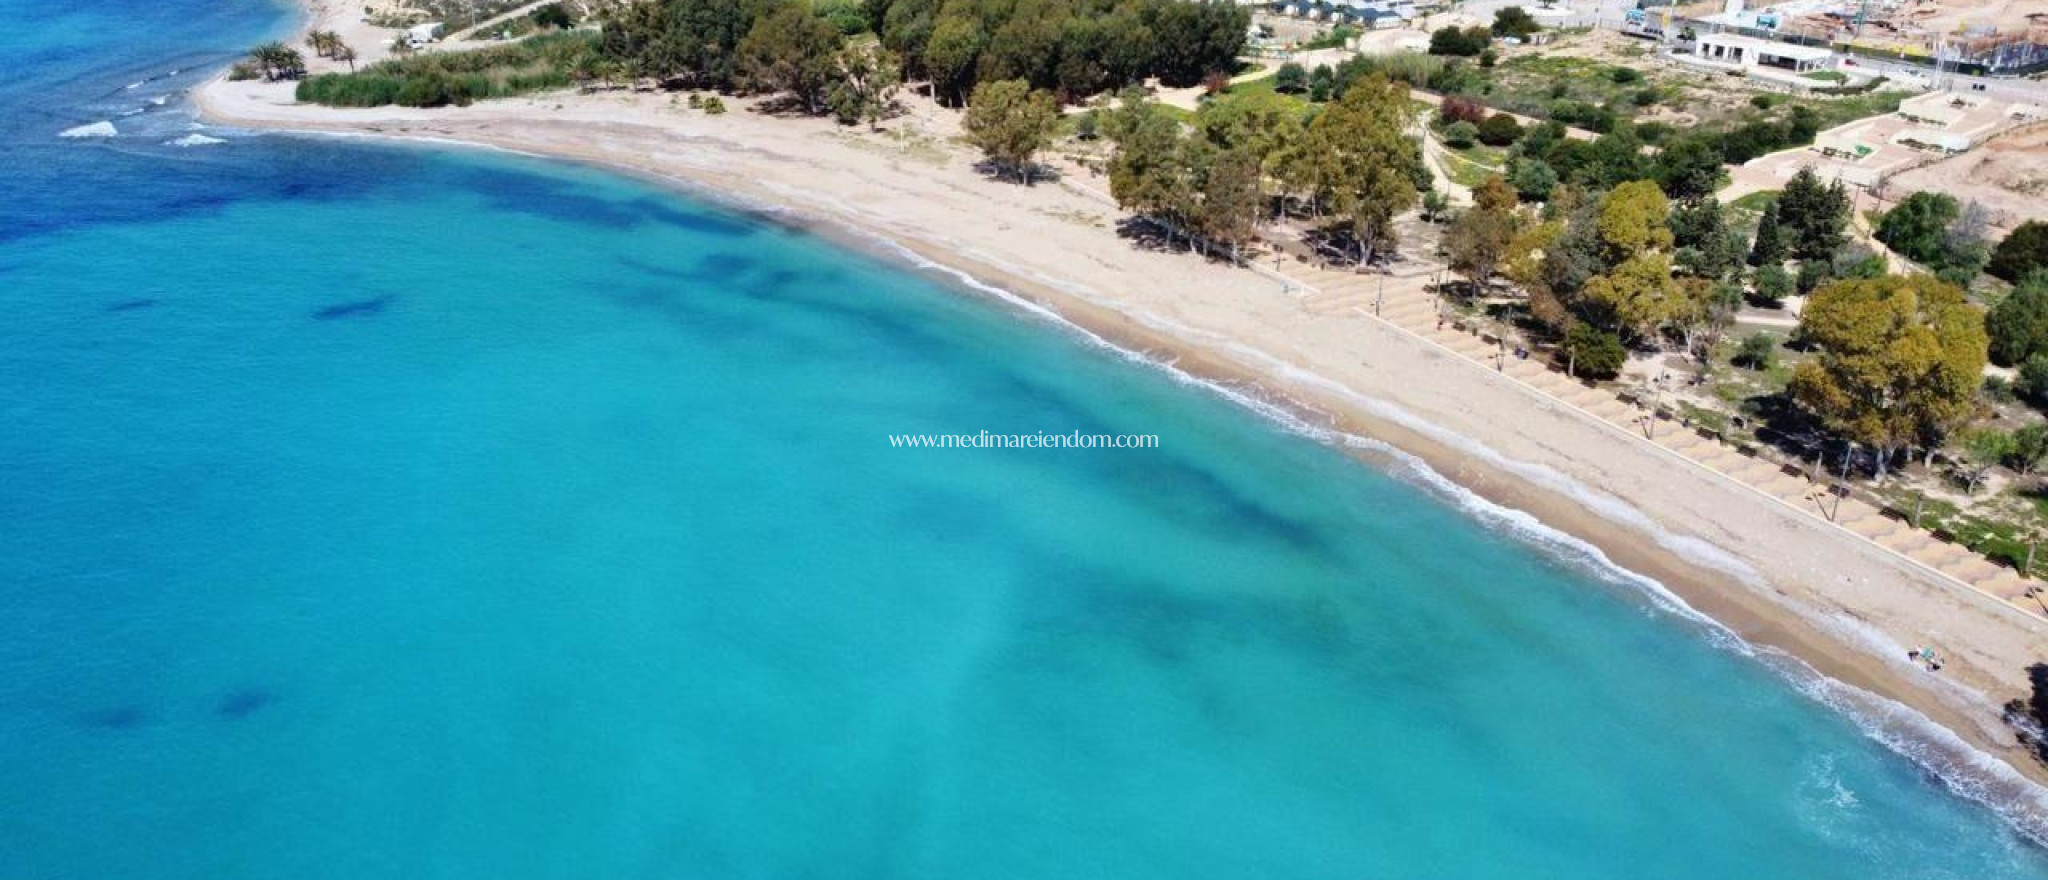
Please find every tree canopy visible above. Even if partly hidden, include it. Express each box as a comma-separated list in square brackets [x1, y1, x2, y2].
[1990, 221, 2048, 283]
[963, 78, 1062, 183]
[1789, 275, 1988, 478]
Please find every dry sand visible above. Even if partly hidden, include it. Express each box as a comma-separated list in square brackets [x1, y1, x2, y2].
[197, 10, 2048, 805]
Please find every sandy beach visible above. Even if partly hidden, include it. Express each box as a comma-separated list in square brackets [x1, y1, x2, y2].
[196, 5, 2048, 802]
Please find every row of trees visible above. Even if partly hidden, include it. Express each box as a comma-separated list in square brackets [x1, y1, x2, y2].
[866, 0, 1248, 104]
[594, 0, 901, 122]
[304, 30, 358, 72]
[1096, 76, 1425, 266]
[596, 0, 1245, 106]
[231, 42, 308, 82]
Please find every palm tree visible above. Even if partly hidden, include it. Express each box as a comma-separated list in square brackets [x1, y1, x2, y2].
[335, 44, 357, 73]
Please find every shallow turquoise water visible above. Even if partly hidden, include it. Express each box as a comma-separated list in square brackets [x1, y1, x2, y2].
[4, 3, 2048, 878]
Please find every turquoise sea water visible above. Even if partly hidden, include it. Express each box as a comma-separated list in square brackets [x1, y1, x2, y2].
[6, 3, 2048, 878]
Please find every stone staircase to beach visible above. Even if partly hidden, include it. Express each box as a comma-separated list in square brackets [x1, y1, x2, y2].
[1283, 256, 2048, 623]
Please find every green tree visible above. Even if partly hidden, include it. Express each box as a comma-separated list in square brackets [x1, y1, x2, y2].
[1875, 191, 1960, 267]
[1507, 155, 1558, 202]
[1652, 136, 1725, 202]
[1777, 166, 1850, 261]
[1562, 321, 1627, 378]
[1958, 428, 2013, 494]
[1107, 91, 1192, 232]
[1669, 197, 1743, 280]
[1747, 199, 1786, 267]
[2009, 424, 2048, 476]
[1991, 221, 2048, 283]
[1492, 6, 1541, 39]
[1192, 147, 1264, 261]
[1594, 180, 1673, 263]
[923, 15, 985, 107]
[1751, 261, 1793, 306]
[1735, 332, 1778, 370]
[1446, 176, 1520, 292]
[737, 3, 846, 114]
[1585, 252, 1687, 343]
[963, 78, 1062, 184]
[248, 42, 307, 81]
[1305, 74, 1423, 265]
[827, 41, 902, 128]
[1790, 275, 1989, 481]
[1986, 279, 2048, 366]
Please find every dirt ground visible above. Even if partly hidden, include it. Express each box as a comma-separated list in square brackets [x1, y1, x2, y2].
[1885, 122, 2048, 232]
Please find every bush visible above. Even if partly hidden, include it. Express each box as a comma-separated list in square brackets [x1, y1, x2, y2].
[529, 2, 574, 30]
[1563, 322, 1627, 378]
[1443, 120, 1479, 149]
[1438, 95, 1487, 126]
[1607, 66, 1642, 84]
[702, 95, 727, 114]
[1751, 262, 1793, 306]
[1476, 113, 1522, 147]
[1274, 61, 1307, 94]
[1632, 86, 1660, 106]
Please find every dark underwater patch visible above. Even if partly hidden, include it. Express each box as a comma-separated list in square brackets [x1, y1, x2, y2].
[79, 705, 150, 730]
[215, 688, 275, 720]
[312, 294, 394, 321]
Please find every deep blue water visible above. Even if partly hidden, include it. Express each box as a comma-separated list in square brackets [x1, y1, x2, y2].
[5, 2, 2048, 878]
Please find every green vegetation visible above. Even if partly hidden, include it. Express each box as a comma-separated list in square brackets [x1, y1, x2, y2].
[1874, 191, 1989, 284]
[1991, 221, 2048, 283]
[231, 42, 307, 82]
[296, 31, 595, 107]
[1790, 275, 1987, 480]
[963, 79, 1062, 183]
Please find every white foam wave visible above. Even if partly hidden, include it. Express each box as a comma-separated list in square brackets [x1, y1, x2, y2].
[124, 80, 144, 90]
[60, 121, 117, 138]
[166, 133, 226, 148]
[150, 95, 170, 107]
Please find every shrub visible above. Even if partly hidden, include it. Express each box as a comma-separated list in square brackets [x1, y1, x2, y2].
[703, 95, 727, 114]
[295, 31, 594, 108]
[1607, 66, 1642, 84]
[1632, 86, 1660, 106]
[1751, 262, 1793, 306]
[1274, 62, 1307, 94]
[1476, 113, 1522, 146]
[1438, 95, 1487, 126]
[1443, 120, 1479, 149]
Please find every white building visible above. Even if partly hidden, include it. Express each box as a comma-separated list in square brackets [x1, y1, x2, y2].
[1695, 33, 1832, 73]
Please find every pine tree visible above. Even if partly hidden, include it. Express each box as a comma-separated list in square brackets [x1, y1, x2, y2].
[1748, 200, 1786, 267]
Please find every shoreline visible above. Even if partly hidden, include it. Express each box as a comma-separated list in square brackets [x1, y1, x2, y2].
[188, 32, 2048, 822]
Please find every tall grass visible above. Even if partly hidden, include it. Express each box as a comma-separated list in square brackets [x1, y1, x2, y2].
[295, 31, 596, 108]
